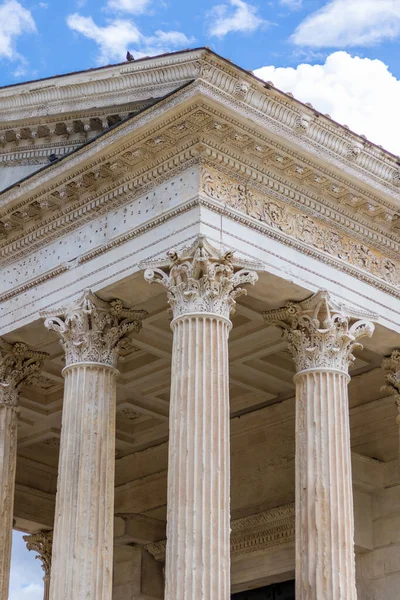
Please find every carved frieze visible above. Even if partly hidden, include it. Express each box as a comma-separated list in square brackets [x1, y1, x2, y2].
[201, 166, 400, 290]
[145, 503, 296, 562]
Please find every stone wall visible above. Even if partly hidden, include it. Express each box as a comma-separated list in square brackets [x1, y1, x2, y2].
[357, 474, 400, 598]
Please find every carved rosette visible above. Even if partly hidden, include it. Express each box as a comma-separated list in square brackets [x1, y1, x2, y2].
[263, 290, 375, 374]
[381, 350, 400, 422]
[0, 339, 48, 407]
[41, 290, 147, 368]
[142, 236, 260, 321]
[23, 530, 53, 581]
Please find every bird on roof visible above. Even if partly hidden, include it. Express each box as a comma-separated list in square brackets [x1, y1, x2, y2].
[126, 51, 134, 62]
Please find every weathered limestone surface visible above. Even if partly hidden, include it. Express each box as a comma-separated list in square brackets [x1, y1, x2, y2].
[144, 236, 259, 600]
[0, 339, 46, 600]
[42, 291, 146, 600]
[113, 546, 164, 600]
[264, 291, 375, 600]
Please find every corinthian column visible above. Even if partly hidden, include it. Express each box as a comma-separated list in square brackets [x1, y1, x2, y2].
[264, 291, 375, 600]
[23, 530, 53, 600]
[42, 291, 146, 600]
[0, 339, 47, 600]
[381, 350, 400, 467]
[143, 236, 259, 600]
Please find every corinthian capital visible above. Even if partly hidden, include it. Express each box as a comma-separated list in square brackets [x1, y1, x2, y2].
[0, 339, 48, 407]
[381, 350, 400, 419]
[23, 530, 53, 582]
[142, 236, 260, 320]
[41, 290, 147, 368]
[263, 290, 375, 374]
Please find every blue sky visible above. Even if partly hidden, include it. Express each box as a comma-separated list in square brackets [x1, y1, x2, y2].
[1, 0, 400, 155]
[3, 0, 400, 596]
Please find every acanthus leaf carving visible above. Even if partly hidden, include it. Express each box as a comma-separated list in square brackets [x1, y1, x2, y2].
[41, 290, 147, 368]
[0, 339, 48, 407]
[201, 166, 400, 289]
[263, 290, 376, 373]
[142, 235, 261, 320]
[381, 350, 400, 422]
[23, 530, 53, 581]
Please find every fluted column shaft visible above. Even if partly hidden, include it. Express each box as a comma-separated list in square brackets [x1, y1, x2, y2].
[142, 236, 260, 600]
[0, 402, 18, 599]
[42, 290, 146, 600]
[295, 368, 355, 600]
[264, 290, 376, 600]
[166, 314, 231, 600]
[0, 339, 47, 600]
[49, 363, 117, 600]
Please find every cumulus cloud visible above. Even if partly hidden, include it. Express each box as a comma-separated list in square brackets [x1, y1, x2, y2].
[254, 51, 400, 155]
[207, 0, 267, 38]
[67, 14, 194, 63]
[106, 0, 152, 14]
[292, 0, 400, 47]
[9, 531, 44, 600]
[0, 0, 36, 60]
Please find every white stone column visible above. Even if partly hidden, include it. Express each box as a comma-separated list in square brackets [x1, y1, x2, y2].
[264, 291, 375, 600]
[0, 339, 47, 600]
[381, 350, 400, 467]
[42, 291, 146, 600]
[23, 530, 53, 600]
[143, 236, 259, 600]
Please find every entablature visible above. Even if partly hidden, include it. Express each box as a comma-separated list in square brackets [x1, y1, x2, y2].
[0, 48, 399, 194]
[1, 88, 400, 308]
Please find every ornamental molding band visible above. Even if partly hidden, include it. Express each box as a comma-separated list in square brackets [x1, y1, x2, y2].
[263, 290, 376, 373]
[0, 49, 398, 191]
[41, 290, 147, 368]
[145, 503, 296, 562]
[1, 98, 398, 250]
[381, 350, 400, 421]
[23, 530, 53, 600]
[200, 166, 400, 291]
[0, 338, 48, 407]
[142, 235, 260, 320]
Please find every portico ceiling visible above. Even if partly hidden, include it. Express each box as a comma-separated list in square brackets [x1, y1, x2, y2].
[8, 266, 399, 535]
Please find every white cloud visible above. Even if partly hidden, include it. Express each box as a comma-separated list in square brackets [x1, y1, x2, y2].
[254, 51, 400, 155]
[279, 0, 302, 8]
[207, 0, 266, 38]
[9, 531, 44, 600]
[106, 0, 151, 15]
[0, 0, 36, 60]
[292, 0, 400, 47]
[67, 14, 193, 64]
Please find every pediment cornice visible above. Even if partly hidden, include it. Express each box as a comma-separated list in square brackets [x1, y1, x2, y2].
[1, 86, 400, 301]
[0, 48, 399, 193]
[1, 89, 398, 252]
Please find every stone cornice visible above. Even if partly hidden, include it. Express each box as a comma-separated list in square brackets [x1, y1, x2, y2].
[1, 93, 400, 305]
[0, 94, 398, 259]
[0, 48, 398, 193]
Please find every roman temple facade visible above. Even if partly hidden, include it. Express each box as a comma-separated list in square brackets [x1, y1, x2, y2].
[1, 48, 400, 600]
